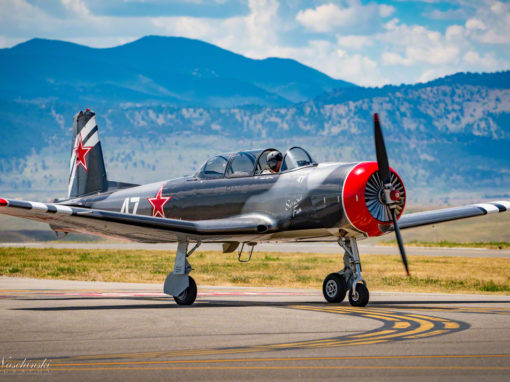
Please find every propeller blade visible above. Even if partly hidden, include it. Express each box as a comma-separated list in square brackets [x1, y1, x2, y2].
[391, 209, 410, 276]
[373, 113, 390, 183]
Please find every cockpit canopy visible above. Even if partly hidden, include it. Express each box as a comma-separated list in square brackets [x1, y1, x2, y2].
[196, 147, 316, 180]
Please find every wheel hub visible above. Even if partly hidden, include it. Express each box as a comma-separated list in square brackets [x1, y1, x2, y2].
[325, 280, 337, 297]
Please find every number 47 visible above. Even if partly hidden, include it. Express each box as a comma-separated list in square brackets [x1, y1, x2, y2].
[120, 197, 140, 214]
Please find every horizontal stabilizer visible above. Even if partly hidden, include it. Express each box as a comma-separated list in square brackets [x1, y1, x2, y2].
[107, 180, 141, 191]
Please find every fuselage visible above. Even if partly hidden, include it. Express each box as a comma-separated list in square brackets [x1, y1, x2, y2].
[62, 160, 406, 243]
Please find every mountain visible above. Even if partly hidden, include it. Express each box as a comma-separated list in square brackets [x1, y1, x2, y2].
[0, 36, 354, 108]
[0, 36, 508, 204]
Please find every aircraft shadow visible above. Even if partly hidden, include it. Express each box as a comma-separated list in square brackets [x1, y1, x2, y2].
[13, 300, 311, 311]
[12, 297, 510, 311]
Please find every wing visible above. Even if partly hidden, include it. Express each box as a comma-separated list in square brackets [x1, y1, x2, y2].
[0, 198, 276, 243]
[398, 201, 510, 230]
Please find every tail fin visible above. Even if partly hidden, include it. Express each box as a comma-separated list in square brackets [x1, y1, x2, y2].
[67, 109, 108, 198]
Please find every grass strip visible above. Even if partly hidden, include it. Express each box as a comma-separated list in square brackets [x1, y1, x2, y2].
[0, 247, 509, 294]
[379, 241, 510, 250]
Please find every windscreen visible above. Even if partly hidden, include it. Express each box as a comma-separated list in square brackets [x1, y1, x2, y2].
[281, 147, 315, 171]
[226, 152, 256, 177]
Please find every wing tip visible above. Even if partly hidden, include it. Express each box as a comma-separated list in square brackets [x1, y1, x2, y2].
[0, 198, 8, 207]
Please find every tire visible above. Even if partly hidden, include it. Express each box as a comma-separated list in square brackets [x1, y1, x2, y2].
[173, 276, 197, 306]
[348, 283, 369, 307]
[322, 273, 347, 303]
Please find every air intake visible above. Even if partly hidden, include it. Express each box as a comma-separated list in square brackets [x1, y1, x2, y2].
[365, 171, 405, 222]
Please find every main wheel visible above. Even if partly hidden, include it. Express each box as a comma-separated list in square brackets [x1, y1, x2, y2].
[173, 276, 197, 305]
[348, 283, 369, 307]
[322, 273, 347, 303]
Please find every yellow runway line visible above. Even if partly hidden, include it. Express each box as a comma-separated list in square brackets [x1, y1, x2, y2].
[405, 330, 449, 339]
[41, 365, 510, 372]
[293, 305, 441, 341]
[442, 321, 460, 329]
[358, 313, 399, 321]
[268, 339, 336, 348]
[50, 353, 510, 367]
[351, 330, 396, 338]
[66, 304, 464, 362]
[309, 339, 389, 348]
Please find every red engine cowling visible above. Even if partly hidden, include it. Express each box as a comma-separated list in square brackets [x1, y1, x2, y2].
[342, 162, 406, 237]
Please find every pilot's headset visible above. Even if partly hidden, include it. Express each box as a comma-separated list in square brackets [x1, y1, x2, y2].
[267, 151, 283, 171]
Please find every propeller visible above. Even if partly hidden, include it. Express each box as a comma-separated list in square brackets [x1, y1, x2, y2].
[373, 113, 410, 276]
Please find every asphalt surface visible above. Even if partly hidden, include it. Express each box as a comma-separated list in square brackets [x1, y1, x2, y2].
[1, 277, 510, 381]
[2, 241, 510, 258]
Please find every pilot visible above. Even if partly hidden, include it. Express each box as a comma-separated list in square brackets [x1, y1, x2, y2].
[262, 151, 283, 174]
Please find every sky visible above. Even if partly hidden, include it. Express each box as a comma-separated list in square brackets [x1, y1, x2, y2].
[1, 0, 509, 86]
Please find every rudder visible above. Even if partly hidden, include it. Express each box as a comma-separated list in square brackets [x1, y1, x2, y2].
[68, 109, 108, 198]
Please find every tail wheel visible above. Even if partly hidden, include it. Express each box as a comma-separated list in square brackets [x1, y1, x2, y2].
[322, 273, 347, 303]
[348, 283, 369, 307]
[173, 276, 197, 306]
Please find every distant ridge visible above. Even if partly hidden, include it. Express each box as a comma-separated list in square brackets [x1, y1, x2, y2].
[313, 70, 510, 105]
[426, 71, 510, 89]
[0, 36, 355, 107]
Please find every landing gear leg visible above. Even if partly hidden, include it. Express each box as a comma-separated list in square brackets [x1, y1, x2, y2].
[164, 240, 201, 306]
[322, 237, 369, 306]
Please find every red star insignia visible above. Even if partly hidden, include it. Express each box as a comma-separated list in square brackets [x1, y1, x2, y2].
[147, 185, 172, 218]
[74, 133, 93, 172]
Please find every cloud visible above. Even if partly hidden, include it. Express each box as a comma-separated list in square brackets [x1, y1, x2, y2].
[382, 52, 412, 66]
[445, 24, 464, 41]
[464, 1, 510, 44]
[151, 16, 215, 40]
[0, 35, 23, 49]
[242, 0, 280, 54]
[0, 0, 155, 46]
[336, 35, 373, 49]
[379, 1, 510, 83]
[426, 8, 467, 20]
[463, 50, 501, 70]
[296, 3, 356, 32]
[101, 0, 388, 85]
[295, 1, 394, 33]
[147, 0, 281, 58]
[477, 29, 510, 44]
[61, 0, 91, 16]
[380, 21, 461, 66]
[274, 40, 387, 86]
[379, 4, 395, 18]
[465, 18, 486, 31]
[334, 52, 383, 85]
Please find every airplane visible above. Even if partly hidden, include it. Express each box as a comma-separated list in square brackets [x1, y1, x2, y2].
[1, 109, 509, 307]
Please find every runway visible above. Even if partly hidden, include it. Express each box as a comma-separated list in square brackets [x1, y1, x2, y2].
[1, 277, 510, 381]
[2, 241, 510, 258]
